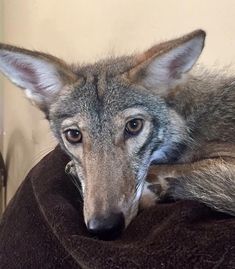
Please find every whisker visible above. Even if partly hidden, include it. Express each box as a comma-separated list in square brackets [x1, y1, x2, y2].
[69, 174, 84, 199]
[32, 146, 55, 164]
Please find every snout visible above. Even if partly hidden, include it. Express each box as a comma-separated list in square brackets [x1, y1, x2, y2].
[87, 212, 125, 240]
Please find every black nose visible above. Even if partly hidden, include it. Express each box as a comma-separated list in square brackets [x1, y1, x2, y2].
[87, 212, 125, 240]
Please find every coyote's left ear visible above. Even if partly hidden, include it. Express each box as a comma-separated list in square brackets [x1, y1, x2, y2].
[126, 30, 206, 93]
[0, 44, 78, 113]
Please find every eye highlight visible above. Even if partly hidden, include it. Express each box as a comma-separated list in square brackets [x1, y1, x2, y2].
[125, 119, 144, 137]
[64, 129, 82, 144]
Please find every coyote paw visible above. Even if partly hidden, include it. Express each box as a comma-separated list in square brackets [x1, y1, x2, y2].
[140, 180, 170, 209]
[139, 167, 176, 209]
[65, 160, 77, 176]
[139, 182, 161, 209]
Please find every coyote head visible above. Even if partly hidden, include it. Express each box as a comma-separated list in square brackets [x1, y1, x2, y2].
[0, 30, 205, 239]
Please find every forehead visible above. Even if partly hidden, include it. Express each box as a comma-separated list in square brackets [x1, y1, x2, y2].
[52, 81, 153, 121]
[51, 86, 136, 145]
[50, 59, 164, 129]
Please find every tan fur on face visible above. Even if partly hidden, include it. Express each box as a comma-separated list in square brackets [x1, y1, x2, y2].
[60, 108, 154, 226]
[82, 148, 136, 225]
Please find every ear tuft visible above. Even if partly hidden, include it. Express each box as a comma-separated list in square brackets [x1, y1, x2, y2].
[126, 30, 206, 93]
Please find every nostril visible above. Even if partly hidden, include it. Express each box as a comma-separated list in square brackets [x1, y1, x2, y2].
[87, 212, 125, 240]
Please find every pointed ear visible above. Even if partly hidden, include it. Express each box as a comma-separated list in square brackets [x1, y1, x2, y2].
[125, 30, 206, 94]
[0, 44, 78, 113]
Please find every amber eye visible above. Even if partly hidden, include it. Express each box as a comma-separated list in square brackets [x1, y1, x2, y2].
[125, 119, 143, 136]
[64, 129, 82, 144]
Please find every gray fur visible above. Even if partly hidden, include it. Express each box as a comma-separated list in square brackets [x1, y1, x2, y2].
[172, 160, 235, 215]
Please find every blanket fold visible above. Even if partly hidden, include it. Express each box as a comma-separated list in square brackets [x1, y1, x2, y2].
[0, 146, 234, 269]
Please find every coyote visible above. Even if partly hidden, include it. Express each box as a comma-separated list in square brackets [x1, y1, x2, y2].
[0, 30, 234, 239]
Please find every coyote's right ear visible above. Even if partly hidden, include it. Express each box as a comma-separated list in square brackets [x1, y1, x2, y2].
[0, 44, 78, 113]
[126, 30, 206, 94]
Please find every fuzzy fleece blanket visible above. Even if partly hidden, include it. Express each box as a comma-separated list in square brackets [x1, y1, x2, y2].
[0, 146, 234, 269]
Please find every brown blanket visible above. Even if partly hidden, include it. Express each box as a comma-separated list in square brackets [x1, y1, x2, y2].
[0, 146, 234, 269]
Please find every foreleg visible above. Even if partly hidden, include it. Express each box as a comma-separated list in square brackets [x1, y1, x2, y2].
[141, 158, 235, 216]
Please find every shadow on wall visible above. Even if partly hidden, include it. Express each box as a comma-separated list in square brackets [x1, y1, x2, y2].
[5, 129, 32, 204]
[0, 151, 6, 215]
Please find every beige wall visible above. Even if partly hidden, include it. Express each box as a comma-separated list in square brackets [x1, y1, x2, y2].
[3, 0, 235, 203]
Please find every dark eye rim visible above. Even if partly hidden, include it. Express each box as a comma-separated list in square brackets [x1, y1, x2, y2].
[125, 118, 144, 137]
[63, 129, 82, 144]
